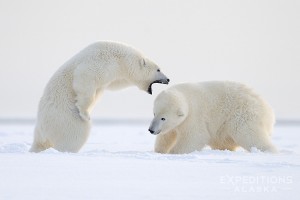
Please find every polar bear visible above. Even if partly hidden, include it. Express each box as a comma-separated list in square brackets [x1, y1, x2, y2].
[30, 41, 169, 153]
[148, 81, 277, 154]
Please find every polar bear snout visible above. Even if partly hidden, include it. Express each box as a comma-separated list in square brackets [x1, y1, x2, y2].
[148, 118, 163, 135]
[156, 72, 170, 85]
[148, 128, 160, 135]
[148, 129, 155, 134]
[147, 72, 170, 95]
[157, 78, 170, 84]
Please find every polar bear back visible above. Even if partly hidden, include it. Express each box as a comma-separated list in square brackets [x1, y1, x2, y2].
[167, 81, 274, 138]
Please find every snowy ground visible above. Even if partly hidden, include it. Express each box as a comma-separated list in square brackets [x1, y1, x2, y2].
[0, 121, 299, 200]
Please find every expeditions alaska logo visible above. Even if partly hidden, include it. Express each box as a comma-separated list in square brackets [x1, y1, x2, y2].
[220, 175, 293, 193]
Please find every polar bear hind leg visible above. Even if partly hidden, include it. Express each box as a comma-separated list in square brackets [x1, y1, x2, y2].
[30, 111, 91, 153]
[29, 129, 52, 153]
[49, 118, 91, 153]
[230, 123, 277, 153]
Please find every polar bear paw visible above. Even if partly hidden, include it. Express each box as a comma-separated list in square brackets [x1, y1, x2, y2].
[79, 110, 90, 121]
[76, 107, 90, 121]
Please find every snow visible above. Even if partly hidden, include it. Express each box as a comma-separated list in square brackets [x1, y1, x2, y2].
[0, 122, 299, 200]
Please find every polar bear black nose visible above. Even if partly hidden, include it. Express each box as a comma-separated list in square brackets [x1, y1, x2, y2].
[148, 129, 155, 134]
[167, 79, 170, 83]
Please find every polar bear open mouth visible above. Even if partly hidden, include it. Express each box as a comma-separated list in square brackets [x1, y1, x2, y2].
[148, 79, 169, 95]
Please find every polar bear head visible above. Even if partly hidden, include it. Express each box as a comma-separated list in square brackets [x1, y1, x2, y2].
[128, 57, 170, 95]
[148, 90, 188, 135]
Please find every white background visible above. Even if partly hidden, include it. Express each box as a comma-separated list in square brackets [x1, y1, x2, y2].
[0, 0, 299, 120]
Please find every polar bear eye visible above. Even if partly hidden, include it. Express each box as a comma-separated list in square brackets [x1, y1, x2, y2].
[161, 118, 165, 121]
[157, 69, 160, 72]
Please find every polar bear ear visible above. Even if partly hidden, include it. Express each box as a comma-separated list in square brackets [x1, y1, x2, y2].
[140, 58, 146, 67]
[177, 109, 185, 117]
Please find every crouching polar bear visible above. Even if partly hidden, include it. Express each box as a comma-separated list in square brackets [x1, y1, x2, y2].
[148, 81, 277, 154]
[30, 41, 169, 153]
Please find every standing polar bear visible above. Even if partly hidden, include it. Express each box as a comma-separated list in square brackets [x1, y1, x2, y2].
[30, 41, 169, 153]
[148, 81, 277, 154]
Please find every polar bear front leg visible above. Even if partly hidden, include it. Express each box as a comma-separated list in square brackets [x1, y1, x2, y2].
[73, 65, 100, 121]
[75, 94, 94, 121]
[169, 131, 208, 154]
[154, 131, 177, 154]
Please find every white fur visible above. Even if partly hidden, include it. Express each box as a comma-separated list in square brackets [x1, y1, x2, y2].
[30, 41, 169, 153]
[149, 81, 277, 154]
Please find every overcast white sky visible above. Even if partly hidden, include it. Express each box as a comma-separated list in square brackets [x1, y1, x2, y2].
[0, 0, 299, 120]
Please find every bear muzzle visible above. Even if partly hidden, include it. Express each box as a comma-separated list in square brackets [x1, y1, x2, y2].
[148, 128, 160, 135]
[148, 129, 155, 134]
[147, 78, 170, 95]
